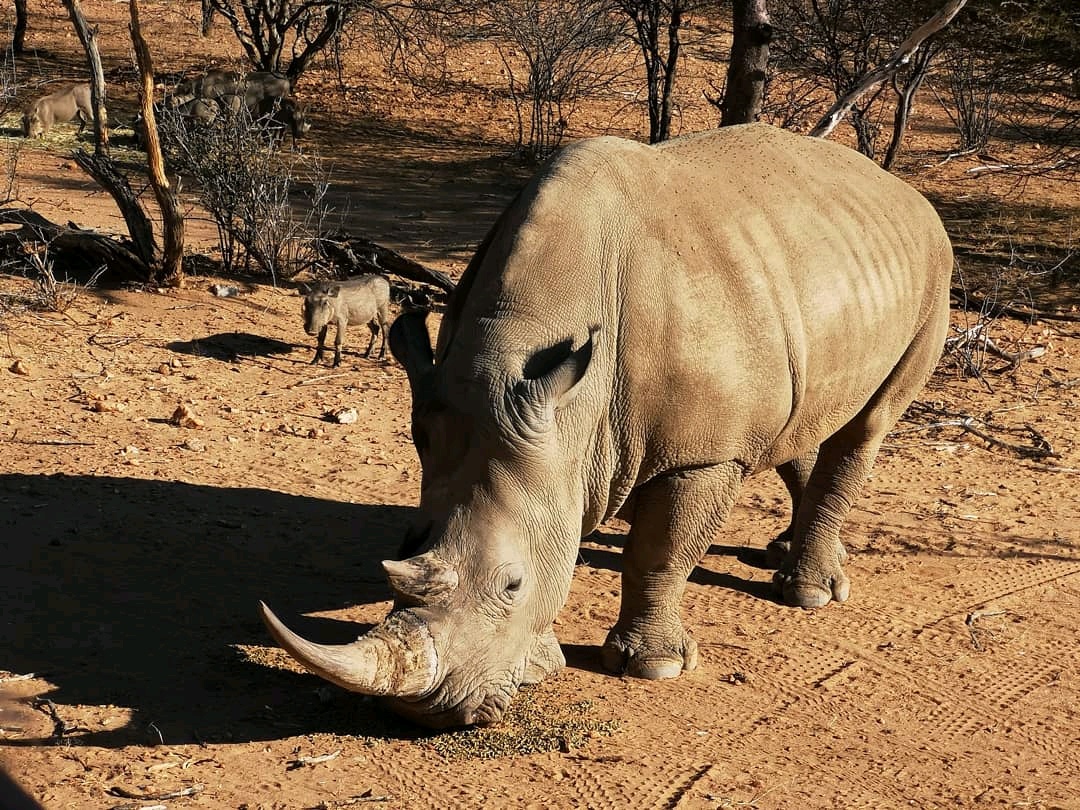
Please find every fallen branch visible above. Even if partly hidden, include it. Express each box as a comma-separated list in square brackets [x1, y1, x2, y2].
[0, 207, 148, 280]
[107, 784, 204, 801]
[944, 323, 1046, 373]
[965, 608, 1007, 651]
[30, 697, 88, 741]
[289, 372, 354, 388]
[1023, 462, 1080, 474]
[896, 401, 1060, 459]
[287, 750, 341, 770]
[313, 234, 454, 294]
[0, 672, 36, 683]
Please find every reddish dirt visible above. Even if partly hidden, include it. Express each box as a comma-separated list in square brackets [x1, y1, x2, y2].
[2, 3, 1079, 809]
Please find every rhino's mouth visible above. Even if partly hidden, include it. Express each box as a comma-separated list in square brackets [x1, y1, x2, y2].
[386, 668, 522, 729]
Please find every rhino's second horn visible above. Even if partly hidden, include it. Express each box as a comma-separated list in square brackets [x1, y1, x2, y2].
[383, 553, 459, 606]
[259, 602, 438, 697]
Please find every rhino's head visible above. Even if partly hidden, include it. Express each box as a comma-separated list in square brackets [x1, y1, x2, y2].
[263, 310, 599, 727]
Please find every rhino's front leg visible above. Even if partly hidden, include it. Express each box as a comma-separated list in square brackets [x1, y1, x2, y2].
[602, 462, 743, 680]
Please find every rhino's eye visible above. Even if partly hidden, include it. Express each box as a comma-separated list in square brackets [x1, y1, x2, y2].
[505, 576, 522, 595]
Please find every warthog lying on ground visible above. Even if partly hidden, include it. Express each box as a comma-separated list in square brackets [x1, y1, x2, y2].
[261, 123, 953, 728]
[301, 275, 391, 366]
[22, 83, 93, 138]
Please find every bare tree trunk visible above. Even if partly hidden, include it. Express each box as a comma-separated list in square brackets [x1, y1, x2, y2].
[72, 150, 158, 270]
[61, 0, 109, 156]
[882, 45, 937, 170]
[129, 0, 184, 286]
[811, 0, 967, 140]
[284, 3, 344, 82]
[12, 0, 28, 55]
[720, 0, 772, 126]
[200, 0, 215, 36]
[657, 2, 683, 142]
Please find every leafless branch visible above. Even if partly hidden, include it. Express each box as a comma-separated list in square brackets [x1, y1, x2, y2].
[810, 0, 968, 139]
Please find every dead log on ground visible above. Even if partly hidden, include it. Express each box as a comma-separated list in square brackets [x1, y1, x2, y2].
[0, 207, 149, 279]
[313, 234, 455, 294]
[71, 149, 159, 270]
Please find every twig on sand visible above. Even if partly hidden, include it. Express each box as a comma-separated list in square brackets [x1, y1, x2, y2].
[966, 609, 1008, 651]
[895, 401, 1060, 460]
[0, 672, 36, 683]
[290, 372, 353, 388]
[310, 789, 394, 808]
[11, 437, 96, 447]
[287, 749, 341, 770]
[1023, 462, 1080, 474]
[107, 784, 204, 801]
[30, 697, 87, 742]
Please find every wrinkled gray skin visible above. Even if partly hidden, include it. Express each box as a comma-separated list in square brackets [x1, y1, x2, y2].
[301, 275, 391, 366]
[255, 96, 311, 149]
[237, 71, 293, 108]
[169, 69, 242, 107]
[170, 69, 291, 112]
[262, 124, 953, 729]
[22, 83, 93, 138]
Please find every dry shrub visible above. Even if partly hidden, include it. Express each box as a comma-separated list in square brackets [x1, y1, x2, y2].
[157, 103, 331, 280]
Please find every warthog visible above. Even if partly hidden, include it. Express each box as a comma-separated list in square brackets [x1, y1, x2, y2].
[237, 71, 293, 108]
[22, 83, 93, 138]
[255, 96, 311, 148]
[262, 124, 953, 729]
[169, 69, 241, 107]
[301, 275, 391, 366]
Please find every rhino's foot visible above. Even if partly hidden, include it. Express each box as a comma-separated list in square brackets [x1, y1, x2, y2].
[521, 628, 565, 686]
[773, 560, 850, 608]
[765, 531, 792, 569]
[601, 626, 698, 680]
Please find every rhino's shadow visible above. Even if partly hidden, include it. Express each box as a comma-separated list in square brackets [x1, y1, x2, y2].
[584, 529, 779, 573]
[0, 473, 423, 748]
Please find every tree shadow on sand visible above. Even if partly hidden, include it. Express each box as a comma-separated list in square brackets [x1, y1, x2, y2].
[0, 473, 425, 748]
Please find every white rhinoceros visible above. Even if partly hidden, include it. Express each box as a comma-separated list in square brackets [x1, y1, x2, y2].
[261, 123, 953, 728]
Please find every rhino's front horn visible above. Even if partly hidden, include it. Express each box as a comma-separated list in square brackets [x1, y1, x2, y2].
[383, 553, 458, 606]
[259, 602, 438, 697]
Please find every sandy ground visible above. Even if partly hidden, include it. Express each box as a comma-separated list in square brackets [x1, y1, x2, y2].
[2, 3, 1079, 809]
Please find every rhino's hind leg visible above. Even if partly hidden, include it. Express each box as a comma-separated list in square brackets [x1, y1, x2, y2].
[775, 306, 949, 608]
[602, 461, 743, 680]
[765, 450, 818, 569]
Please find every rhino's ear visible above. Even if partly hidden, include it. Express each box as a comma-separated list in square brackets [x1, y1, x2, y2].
[389, 310, 435, 397]
[514, 325, 598, 430]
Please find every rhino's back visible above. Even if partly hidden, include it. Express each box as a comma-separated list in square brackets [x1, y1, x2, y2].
[439, 125, 951, 496]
